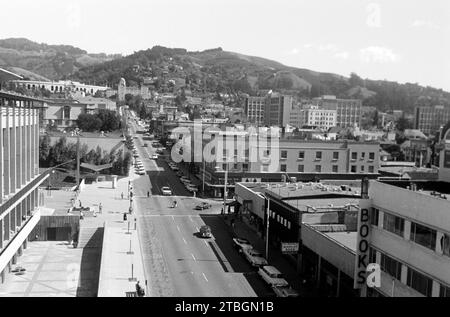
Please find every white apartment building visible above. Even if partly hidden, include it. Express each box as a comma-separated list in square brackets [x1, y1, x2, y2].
[303, 105, 337, 130]
[11, 80, 109, 96]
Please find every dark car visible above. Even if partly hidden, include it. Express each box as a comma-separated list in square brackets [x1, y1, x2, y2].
[195, 202, 212, 210]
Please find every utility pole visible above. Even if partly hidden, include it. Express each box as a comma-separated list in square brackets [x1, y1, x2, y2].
[223, 162, 228, 215]
[265, 198, 270, 260]
[76, 134, 80, 188]
[202, 158, 206, 193]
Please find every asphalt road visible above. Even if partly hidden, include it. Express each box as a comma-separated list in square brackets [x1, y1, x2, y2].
[128, 119, 273, 297]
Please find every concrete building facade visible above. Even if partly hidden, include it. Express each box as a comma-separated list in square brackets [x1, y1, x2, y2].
[313, 95, 362, 128]
[414, 105, 450, 136]
[0, 91, 48, 284]
[11, 80, 109, 96]
[244, 96, 265, 125]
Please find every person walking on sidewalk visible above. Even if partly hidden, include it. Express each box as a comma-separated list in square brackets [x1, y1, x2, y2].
[99, 203, 103, 214]
[121, 192, 124, 200]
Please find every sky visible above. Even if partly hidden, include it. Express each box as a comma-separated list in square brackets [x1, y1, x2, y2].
[0, 0, 449, 90]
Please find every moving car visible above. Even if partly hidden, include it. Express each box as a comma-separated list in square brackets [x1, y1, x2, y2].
[272, 285, 299, 297]
[161, 186, 173, 196]
[199, 225, 212, 238]
[195, 202, 212, 210]
[232, 237, 253, 252]
[242, 248, 268, 267]
[258, 266, 289, 287]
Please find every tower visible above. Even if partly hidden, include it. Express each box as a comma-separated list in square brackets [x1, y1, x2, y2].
[118, 78, 126, 102]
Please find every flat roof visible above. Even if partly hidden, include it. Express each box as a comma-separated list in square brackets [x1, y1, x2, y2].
[324, 231, 357, 252]
[265, 182, 361, 200]
[0, 90, 48, 103]
[286, 197, 361, 211]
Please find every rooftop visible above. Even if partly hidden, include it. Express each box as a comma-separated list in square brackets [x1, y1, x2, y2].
[324, 231, 357, 252]
[264, 182, 361, 201]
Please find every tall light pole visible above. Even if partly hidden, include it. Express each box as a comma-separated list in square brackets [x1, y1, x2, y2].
[265, 197, 270, 260]
[202, 158, 206, 194]
[223, 162, 228, 215]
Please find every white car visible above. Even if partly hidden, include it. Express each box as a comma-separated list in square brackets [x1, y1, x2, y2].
[232, 237, 253, 252]
[161, 187, 173, 196]
[258, 266, 289, 287]
[152, 154, 158, 160]
[242, 248, 268, 267]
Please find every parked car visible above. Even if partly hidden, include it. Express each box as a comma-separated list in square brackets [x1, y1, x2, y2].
[176, 171, 184, 177]
[152, 154, 158, 160]
[232, 237, 253, 252]
[186, 185, 199, 193]
[195, 202, 212, 210]
[258, 266, 289, 287]
[180, 176, 190, 182]
[272, 285, 299, 297]
[199, 225, 212, 238]
[161, 186, 173, 196]
[242, 248, 268, 267]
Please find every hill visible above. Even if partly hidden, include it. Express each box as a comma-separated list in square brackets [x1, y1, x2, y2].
[0, 38, 119, 81]
[1, 39, 449, 113]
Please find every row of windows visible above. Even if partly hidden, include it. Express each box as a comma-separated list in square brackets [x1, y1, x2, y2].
[270, 211, 292, 229]
[371, 248, 449, 297]
[370, 208, 450, 255]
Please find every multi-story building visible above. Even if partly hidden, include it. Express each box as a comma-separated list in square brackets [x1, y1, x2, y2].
[313, 95, 362, 128]
[288, 104, 305, 129]
[302, 105, 337, 130]
[117, 78, 152, 101]
[0, 81, 48, 284]
[264, 93, 293, 127]
[357, 179, 450, 297]
[244, 96, 265, 125]
[414, 105, 450, 136]
[10, 80, 109, 96]
[195, 128, 380, 197]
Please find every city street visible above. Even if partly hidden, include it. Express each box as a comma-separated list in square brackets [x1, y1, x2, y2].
[129, 120, 273, 297]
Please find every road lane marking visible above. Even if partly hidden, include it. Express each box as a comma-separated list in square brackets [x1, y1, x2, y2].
[182, 237, 187, 244]
[204, 240, 209, 247]
[189, 217, 194, 223]
[171, 216, 175, 221]
[177, 225, 181, 232]
[191, 254, 196, 261]
[202, 273, 208, 282]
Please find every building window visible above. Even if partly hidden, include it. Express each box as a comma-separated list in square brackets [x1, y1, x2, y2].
[280, 164, 287, 172]
[361, 152, 366, 160]
[233, 164, 238, 170]
[407, 267, 433, 297]
[380, 253, 402, 280]
[361, 166, 365, 173]
[298, 165, 304, 173]
[351, 165, 357, 173]
[332, 165, 338, 173]
[222, 164, 227, 171]
[262, 165, 269, 172]
[370, 208, 379, 226]
[351, 152, 357, 160]
[369, 152, 375, 161]
[315, 165, 321, 173]
[243, 164, 249, 172]
[298, 151, 305, 160]
[315, 151, 322, 160]
[333, 152, 339, 160]
[369, 166, 375, 173]
[383, 213, 405, 237]
[410, 222, 437, 251]
[369, 247, 377, 264]
[440, 284, 450, 297]
[281, 150, 288, 159]
[441, 234, 450, 257]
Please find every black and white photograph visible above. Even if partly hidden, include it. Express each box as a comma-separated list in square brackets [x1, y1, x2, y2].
[0, 0, 449, 306]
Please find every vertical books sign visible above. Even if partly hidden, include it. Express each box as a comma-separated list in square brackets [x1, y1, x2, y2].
[354, 178, 371, 289]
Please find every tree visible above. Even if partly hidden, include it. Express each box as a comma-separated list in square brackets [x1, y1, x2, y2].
[77, 113, 102, 132]
[39, 135, 52, 165]
[396, 116, 413, 132]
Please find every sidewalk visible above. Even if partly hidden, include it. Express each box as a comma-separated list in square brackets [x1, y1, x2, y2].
[221, 214, 314, 297]
[76, 172, 147, 297]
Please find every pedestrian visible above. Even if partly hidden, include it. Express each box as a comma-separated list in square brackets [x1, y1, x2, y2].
[121, 192, 124, 200]
[123, 212, 127, 221]
[99, 203, 102, 214]
[147, 191, 150, 198]
[79, 200, 82, 208]
[80, 211, 84, 220]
